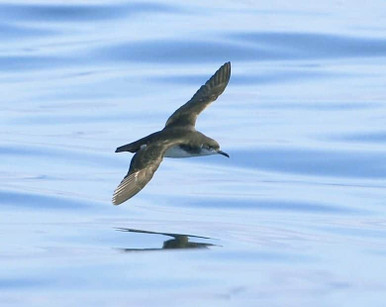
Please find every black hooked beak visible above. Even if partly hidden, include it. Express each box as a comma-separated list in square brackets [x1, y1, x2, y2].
[217, 150, 230, 158]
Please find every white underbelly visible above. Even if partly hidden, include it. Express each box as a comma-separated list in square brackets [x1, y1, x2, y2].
[164, 145, 214, 158]
[164, 145, 195, 158]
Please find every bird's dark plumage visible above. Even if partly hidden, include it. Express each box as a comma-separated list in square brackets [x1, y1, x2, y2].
[113, 62, 231, 205]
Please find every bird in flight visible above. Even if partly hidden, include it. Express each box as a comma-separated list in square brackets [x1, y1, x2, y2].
[113, 62, 231, 205]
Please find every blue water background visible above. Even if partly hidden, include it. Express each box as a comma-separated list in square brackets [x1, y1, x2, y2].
[1, 1, 386, 306]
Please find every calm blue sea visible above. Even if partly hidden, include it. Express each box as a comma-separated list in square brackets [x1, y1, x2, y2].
[1, 1, 386, 306]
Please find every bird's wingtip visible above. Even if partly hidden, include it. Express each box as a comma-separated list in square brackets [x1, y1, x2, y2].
[112, 193, 125, 205]
[112, 198, 121, 205]
[221, 61, 230, 68]
[221, 61, 231, 77]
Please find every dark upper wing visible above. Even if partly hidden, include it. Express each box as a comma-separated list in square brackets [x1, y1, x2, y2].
[165, 62, 231, 128]
[112, 142, 169, 205]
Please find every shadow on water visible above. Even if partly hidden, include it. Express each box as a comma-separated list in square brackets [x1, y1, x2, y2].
[115, 228, 216, 252]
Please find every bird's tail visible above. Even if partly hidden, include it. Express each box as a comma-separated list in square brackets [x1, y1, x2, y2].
[115, 143, 137, 153]
[115, 131, 161, 153]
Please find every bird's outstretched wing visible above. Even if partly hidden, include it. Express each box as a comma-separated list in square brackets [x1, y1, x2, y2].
[112, 167, 156, 205]
[112, 143, 166, 205]
[165, 62, 231, 129]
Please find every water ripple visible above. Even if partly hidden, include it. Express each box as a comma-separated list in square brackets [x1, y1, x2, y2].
[0, 55, 75, 71]
[186, 198, 361, 214]
[94, 32, 386, 64]
[94, 40, 278, 63]
[228, 147, 386, 179]
[0, 190, 93, 210]
[330, 131, 386, 143]
[0, 2, 180, 22]
[230, 32, 386, 59]
[0, 23, 56, 39]
[0, 144, 120, 168]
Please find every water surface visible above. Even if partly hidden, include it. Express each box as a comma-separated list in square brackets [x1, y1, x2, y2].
[1, 1, 386, 306]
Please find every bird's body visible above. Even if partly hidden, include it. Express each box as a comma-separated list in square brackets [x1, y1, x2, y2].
[113, 62, 231, 205]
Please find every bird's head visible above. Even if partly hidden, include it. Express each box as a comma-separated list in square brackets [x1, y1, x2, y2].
[202, 139, 229, 158]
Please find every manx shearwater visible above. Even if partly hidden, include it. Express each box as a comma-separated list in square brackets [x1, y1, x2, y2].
[113, 62, 231, 205]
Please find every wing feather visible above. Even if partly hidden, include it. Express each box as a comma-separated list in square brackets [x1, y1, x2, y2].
[165, 62, 231, 128]
[112, 169, 156, 205]
[112, 142, 168, 205]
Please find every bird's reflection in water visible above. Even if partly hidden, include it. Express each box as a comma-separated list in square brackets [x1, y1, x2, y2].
[116, 228, 216, 252]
